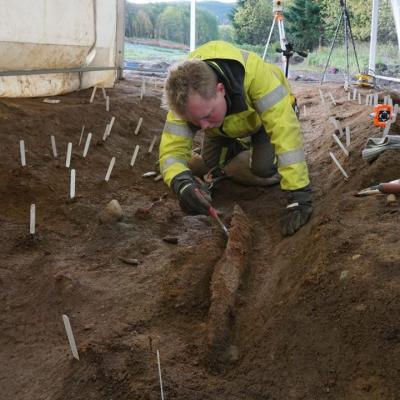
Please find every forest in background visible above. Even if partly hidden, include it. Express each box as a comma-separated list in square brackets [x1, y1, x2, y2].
[125, 0, 398, 71]
[125, 0, 397, 48]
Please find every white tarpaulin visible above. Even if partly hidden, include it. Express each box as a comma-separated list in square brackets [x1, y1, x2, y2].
[0, 0, 123, 97]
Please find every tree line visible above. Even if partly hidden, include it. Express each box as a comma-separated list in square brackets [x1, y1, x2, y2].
[125, 0, 397, 52]
[125, 2, 218, 46]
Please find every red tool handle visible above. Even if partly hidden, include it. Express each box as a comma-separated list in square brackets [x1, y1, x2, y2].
[378, 183, 400, 194]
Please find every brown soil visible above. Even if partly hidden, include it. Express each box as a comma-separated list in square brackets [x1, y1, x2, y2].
[1, 78, 400, 400]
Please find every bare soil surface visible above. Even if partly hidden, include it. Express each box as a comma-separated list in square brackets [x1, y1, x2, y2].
[1, 77, 400, 400]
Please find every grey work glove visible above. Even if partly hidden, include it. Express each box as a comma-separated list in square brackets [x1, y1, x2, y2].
[171, 171, 212, 216]
[281, 185, 313, 236]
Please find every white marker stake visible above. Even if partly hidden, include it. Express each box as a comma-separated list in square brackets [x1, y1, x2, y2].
[345, 126, 351, 147]
[332, 134, 349, 157]
[352, 89, 357, 100]
[383, 120, 391, 138]
[20, 140, 26, 167]
[102, 87, 107, 99]
[329, 117, 345, 137]
[89, 86, 97, 103]
[105, 157, 116, 182]
[365, 94, 370, 106]
[62, 315, 80, 360]
[393, 104, 399, 122]
[66, 142, 72, 168]
[51, 135, 58, 158]
[329, 152, 349, 179]
[79, 125, 85, 146]
[130, 145, 140, 167]
[30, 204, 36, 235]
[106, 96, 110, 112]
[328, 92, 337, 106]
[157, 350, 165, 400]
[83, 133, 92, 158]
[303, 105, 307, 117]
[358, 93, 362, 105]
[140, 80, 146, 100]
[319, 89, 325, 105]
[108, 116, 116, 137]
[102, 124, 110, 141]
[374, 93, 379, 106]
[70, 169, 76, 199]
[134, 117, 143, 135]
[148, 136, 157, 153]
[347, 92, 351, 101]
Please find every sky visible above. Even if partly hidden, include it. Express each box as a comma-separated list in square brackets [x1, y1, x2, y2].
[127, 0, 236, 3]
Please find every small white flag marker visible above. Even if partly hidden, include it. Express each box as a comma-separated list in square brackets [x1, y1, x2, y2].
[329, 152, 349, 179]
[105, 157, 116, 182]
[140, 79, 146, 100]
[51, 135, 58, 158]
[157, 350, 165, 400]
[66, 142, 72, 168]
[20, 140, 26, 167]
[103, 124, 110, 141]
[79, 125, 85, 146]
[319, 89, 325, 105]
[83, 133, 92, 158]
[134, 117, 143, 135]
[130, 145, 140, 167]
[62, 315, 80, 360]
[332, 134, 349, 157]
[30, 204, 36, 235]
[89, 86, 97, 103]
[70, 169, 76, 199]
[345, 126, 351, 147]
[328, 92, 337, 106]
[329, 117, 345, 137]
[108, 116, 116, 137]
[148, 136, 157, 153]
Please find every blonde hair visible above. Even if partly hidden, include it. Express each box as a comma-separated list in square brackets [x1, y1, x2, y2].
[164, 59, 217, 117]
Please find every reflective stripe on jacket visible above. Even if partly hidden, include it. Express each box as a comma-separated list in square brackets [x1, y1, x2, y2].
[159, 40, 309, 190]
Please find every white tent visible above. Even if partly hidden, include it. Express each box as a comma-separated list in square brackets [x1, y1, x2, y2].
[0, 0, 124, 97]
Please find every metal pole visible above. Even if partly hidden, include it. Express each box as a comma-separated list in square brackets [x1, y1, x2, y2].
[390, 0, 400, 52]
[369, 0, 379, 75]
[190, 0, 196, 52]
[343, 1, 350, 86]
[115, 0, 125, 80]
[262, 17, 276, 60]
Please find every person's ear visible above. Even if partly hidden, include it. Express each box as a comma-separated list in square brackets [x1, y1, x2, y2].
[216, 82, 225, 96]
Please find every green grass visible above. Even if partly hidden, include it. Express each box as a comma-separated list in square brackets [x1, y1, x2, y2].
[124, 42, 188, 62]
[304, 42, 399, 73]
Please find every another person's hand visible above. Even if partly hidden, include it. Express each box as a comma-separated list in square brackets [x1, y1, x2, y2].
[171, 172, 212, 215]
[281, 185, 312, 236]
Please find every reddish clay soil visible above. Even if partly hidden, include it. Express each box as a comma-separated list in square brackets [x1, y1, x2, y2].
[1, 77, 400, 400]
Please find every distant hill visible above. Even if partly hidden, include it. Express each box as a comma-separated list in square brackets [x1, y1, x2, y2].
[196, 1, 235, 25]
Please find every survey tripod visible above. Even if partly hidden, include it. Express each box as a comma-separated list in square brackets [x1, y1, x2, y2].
[262, 1, 286, 61]
[321, 0, 360, 86]
[276, 43, 308, 78]
[262, 1, 308, 78]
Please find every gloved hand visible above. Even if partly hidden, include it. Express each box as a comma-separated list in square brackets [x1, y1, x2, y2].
[281, 185, 312, 236]
[171, 171, 212, 215]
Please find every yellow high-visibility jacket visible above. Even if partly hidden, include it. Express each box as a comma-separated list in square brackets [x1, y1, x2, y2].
[159, 40, 310, 191]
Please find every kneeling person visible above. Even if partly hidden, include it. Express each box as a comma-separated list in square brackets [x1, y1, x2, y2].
[159, 40, 312, 236]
